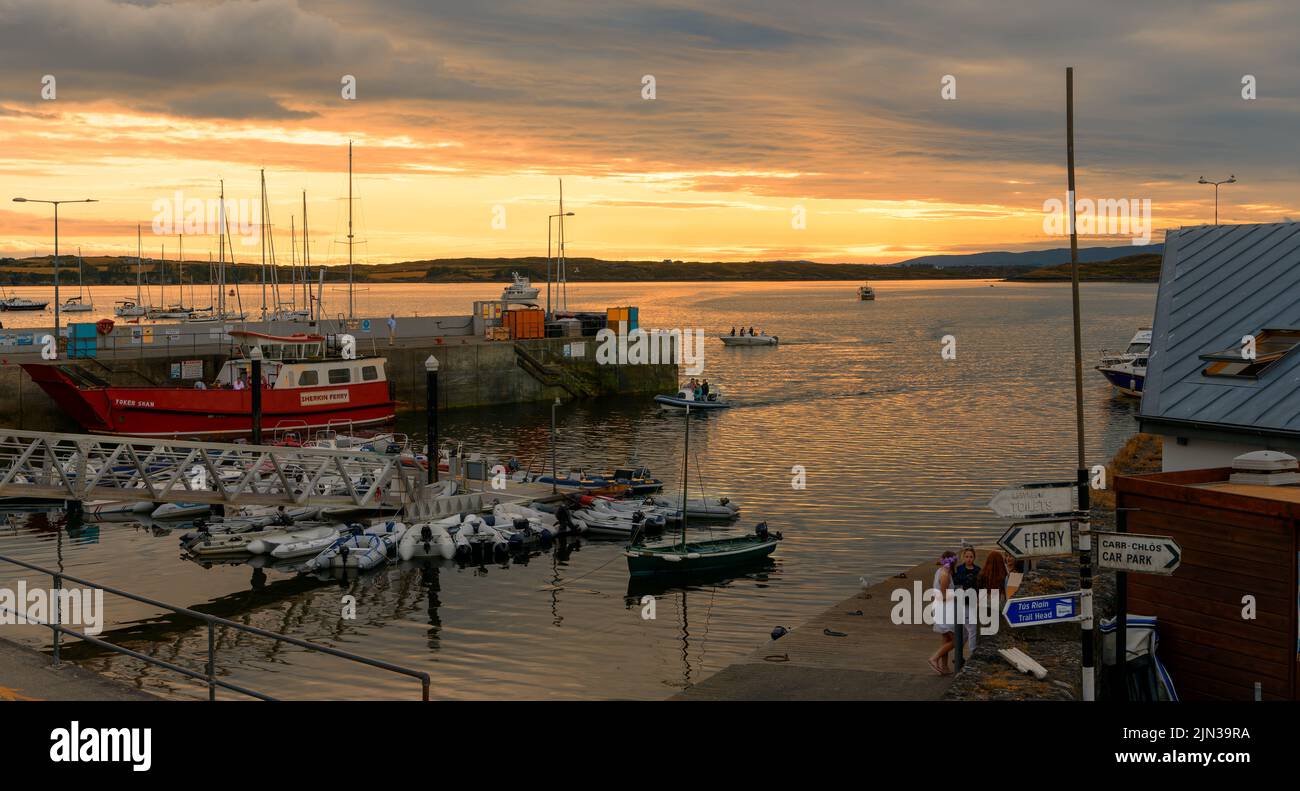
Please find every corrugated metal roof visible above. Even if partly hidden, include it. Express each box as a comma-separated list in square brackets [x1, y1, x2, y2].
[1141, 222, 1300, 438]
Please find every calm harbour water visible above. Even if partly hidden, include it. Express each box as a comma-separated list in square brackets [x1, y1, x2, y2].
[0, 279, 1155, 699]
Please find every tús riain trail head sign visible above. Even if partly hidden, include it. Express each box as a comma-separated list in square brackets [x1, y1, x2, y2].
[987, 482, 1076, 520]
[1096, 531, 1182, 575]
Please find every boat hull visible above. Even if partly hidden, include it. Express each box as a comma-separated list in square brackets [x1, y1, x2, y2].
[20, 363, 395, 438]
[719, 335, 777, 347]
[1098, 367, 1144, 397]
[654, 395, 730, 410]
[625, 536, 778, 576]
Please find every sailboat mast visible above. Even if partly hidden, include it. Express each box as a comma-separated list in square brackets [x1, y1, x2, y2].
[302, 190, 311, 320]
[347, 140, 354, 320]
[290, 215, 297, 312]
[178, 233, 184, 309]
[218, 181, 226, 319]
[681, 404, 690, 548]
[135, 224, 142, 304]
[558, 178, 565, 311]
[260, 169, 268, 319]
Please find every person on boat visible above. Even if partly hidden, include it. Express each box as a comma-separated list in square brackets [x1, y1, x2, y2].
[701, 380, 710, 398]
[929, 551, 957, 676]
[749, 326, 756, 336]
[194, 380, 207, 390]
[730, 326, 736, 336]
[233, 374, 246, 391]
[952, 545, 981, 654]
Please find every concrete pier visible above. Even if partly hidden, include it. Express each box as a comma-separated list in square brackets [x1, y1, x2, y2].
[0, 314, 676, 431]
[0, 637, 159, 701]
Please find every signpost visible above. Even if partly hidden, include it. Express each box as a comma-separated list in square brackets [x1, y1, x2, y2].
[1004, 591, 1083, 628]
[987, 482, 1076, 519]
[998, 519, 1074, 559]
[1096, 531, 1181, 575]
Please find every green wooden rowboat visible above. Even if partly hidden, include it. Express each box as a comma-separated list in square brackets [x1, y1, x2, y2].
[626, 401, 782, 577]
[626, 529, 780, 576]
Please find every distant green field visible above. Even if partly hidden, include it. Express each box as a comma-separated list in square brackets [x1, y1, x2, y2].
[1007, 253, 1162, 282]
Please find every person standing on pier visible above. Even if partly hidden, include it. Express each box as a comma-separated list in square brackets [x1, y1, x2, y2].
[929, 551, 957, 675]
[952, 546, 981, 654]
[387, 314, 398, 346]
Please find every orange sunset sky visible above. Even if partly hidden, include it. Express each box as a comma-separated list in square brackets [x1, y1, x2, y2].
[1, 0, 1298, 265]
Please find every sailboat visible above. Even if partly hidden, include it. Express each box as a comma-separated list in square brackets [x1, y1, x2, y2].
[146, 240, 194, 319]
[115, 226, 151, 318]
[61, 248, 95, 313]
[186, 181, 247, 323]
[625, 403, 781, 576]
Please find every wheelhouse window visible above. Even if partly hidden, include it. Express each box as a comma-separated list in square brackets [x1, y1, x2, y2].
[298, 370, 319, 386]
[361, 365, 378, 381]
[328, 368, 351, 384]
[1201, 328, 1300, 379]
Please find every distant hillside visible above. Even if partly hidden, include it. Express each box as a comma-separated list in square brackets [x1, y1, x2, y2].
[1007, 252, 1162, 282]
[0, 249, 1162, 285]
[894, 245, 1163, 269]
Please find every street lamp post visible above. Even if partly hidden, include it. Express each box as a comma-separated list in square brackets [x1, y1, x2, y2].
[546, 212, 574, 320]
[425, 355, 439, 484]
[12, 197, 98, 345]
[249, 345, 264, 444]
[1197, 175, 1236, 225]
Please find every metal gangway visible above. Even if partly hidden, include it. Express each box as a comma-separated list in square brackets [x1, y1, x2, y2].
[0, 429, 424, 509]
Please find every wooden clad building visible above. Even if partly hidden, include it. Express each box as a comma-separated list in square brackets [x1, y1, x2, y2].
[1116, 468, 1299, 700]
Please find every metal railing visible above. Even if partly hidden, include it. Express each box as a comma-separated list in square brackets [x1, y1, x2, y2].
[0, 553, 431, 701]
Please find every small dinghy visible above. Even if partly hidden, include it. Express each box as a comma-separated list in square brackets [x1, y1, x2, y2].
[152, 502, 211, 520]
[654, 386, 730, 410]
[571, 506, 663, 539]
[364, 520, 409, 554]
[246, 524, 339, 555]
[452, 515, 509, 560]
[85, 500, 155, 520]
[644, 494, 740, 520]
[305, 531, 388, 571]
[272, 531, 345, 560]
[397, 515, 459, 561]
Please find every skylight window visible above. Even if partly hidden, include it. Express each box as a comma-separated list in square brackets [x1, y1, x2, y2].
[1201, 328, 1300, 379]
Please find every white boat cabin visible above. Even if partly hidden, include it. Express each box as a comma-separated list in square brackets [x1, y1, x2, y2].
[212, 331, 388, 390]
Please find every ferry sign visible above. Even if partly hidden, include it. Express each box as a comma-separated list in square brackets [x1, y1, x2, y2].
[987, 482, 1075, 519]
[998, 519, 1074, 559]
[1004, 591, 1083, 628]
[1096, 531, 1181, 575]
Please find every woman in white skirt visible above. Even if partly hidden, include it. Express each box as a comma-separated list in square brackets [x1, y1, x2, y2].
[928, 550, 958, 675]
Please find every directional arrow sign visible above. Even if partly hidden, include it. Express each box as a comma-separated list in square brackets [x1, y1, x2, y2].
[987, 482, 1075, 519]
[1096, 531, 1182, 575]
[998, 520, 1074, 559]
[1004, 591, 1083, 627]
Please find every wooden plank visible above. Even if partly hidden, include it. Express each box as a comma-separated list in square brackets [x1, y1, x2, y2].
[1162, 641, 1293, 687]
[1121, 523, 1292, 581]
[1118, 473, 1300, 521]
[1120, 493, 1292, 547]
[1128, 583, 1292, 632]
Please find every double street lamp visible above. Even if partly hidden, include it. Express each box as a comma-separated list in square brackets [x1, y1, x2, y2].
[12, 196, 98, 338]
[1196, 175, 1236, 225]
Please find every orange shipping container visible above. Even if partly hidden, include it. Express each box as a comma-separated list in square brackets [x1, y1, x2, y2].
[505, 308, 545, 339]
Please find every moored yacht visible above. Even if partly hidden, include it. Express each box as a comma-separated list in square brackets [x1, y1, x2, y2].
[501, 272, 540, 303]
[1096, 327, 1151, 397]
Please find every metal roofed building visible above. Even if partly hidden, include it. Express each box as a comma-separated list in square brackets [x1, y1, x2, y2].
[1140, 222, 1300, 470]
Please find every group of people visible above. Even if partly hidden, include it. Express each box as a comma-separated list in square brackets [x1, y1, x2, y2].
[729, 326, 765, 336]
[927, 545, 1017, 676]
[685, 377, 714, 401]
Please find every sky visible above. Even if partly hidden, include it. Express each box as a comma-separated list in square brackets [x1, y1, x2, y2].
[0, 0, 1297, 265]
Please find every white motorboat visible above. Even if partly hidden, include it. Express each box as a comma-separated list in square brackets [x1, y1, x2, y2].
[654, 386, 730, 410]
[858, 282, 876, 300]
[1096, 327, 1151, 397]
[500, 271, 540, 303]
[720, 333, 777, 347]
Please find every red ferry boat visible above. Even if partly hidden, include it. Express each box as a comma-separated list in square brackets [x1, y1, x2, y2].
[22, 331, 396, 438]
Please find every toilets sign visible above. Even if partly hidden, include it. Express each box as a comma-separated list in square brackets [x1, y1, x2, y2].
[1096, 531, 1182, 575]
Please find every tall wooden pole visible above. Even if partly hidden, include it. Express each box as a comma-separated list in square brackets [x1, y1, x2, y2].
[1066, 66, 1095, 702]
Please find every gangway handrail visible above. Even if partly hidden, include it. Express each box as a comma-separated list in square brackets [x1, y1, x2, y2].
[0, 552, 431, 701]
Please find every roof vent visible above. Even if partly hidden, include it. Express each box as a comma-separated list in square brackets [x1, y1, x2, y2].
[1229, 450, 1300, 485]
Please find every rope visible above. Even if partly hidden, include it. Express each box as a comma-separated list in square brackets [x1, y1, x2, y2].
[535, 549, 623, 592]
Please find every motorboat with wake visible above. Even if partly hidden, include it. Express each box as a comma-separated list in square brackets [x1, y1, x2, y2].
[1096, 327, 1151, 397]
[654, 385, 730, 410]
[720, 331, 777, 347]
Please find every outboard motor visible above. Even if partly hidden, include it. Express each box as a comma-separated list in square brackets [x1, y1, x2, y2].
[555, 505, 574, 534]
[420, 524, 434, 553]
[755, 521, 782, 540]
[513, 517, 531, 535]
